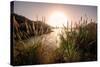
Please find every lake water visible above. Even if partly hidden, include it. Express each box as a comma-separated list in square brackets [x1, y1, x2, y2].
[21, 28, 64, 63]
[25, 28, 63, 48]
[42, 28, 62, 48]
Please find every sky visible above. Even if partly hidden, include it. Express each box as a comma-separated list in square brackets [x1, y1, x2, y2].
[13, 1, 97, 27]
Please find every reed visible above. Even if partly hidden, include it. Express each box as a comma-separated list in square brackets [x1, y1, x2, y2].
[58, 16, 97, 62]
[13, 37, 43, 65]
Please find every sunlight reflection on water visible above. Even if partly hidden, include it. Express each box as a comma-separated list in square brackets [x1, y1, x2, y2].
[42, 28, 63, 48]
[25, 28, 63, 48]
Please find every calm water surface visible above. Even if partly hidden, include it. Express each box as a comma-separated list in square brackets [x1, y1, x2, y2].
[23, 28, 63, 63]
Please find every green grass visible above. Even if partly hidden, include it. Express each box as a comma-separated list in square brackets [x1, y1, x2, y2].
[13, 15, 97, 65]
[75, 18, 97, 61]
[58, 25, 80, 62]
[58, 17, 97, 62]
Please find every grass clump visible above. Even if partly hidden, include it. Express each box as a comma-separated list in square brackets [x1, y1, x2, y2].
[58, 16, 97, 62]
[58, 24, 80, 62]
[13, 38, 42, 65]
[75, 18, 97, 61]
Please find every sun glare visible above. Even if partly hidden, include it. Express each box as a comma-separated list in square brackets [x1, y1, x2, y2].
[48, 11, 68, 27]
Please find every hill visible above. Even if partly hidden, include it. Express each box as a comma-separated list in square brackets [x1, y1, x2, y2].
[11, 13, 52, 40]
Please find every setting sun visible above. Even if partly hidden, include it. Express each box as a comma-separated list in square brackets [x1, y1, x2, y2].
[48, 11, 68, 27]
[12, 2, 97, 65]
